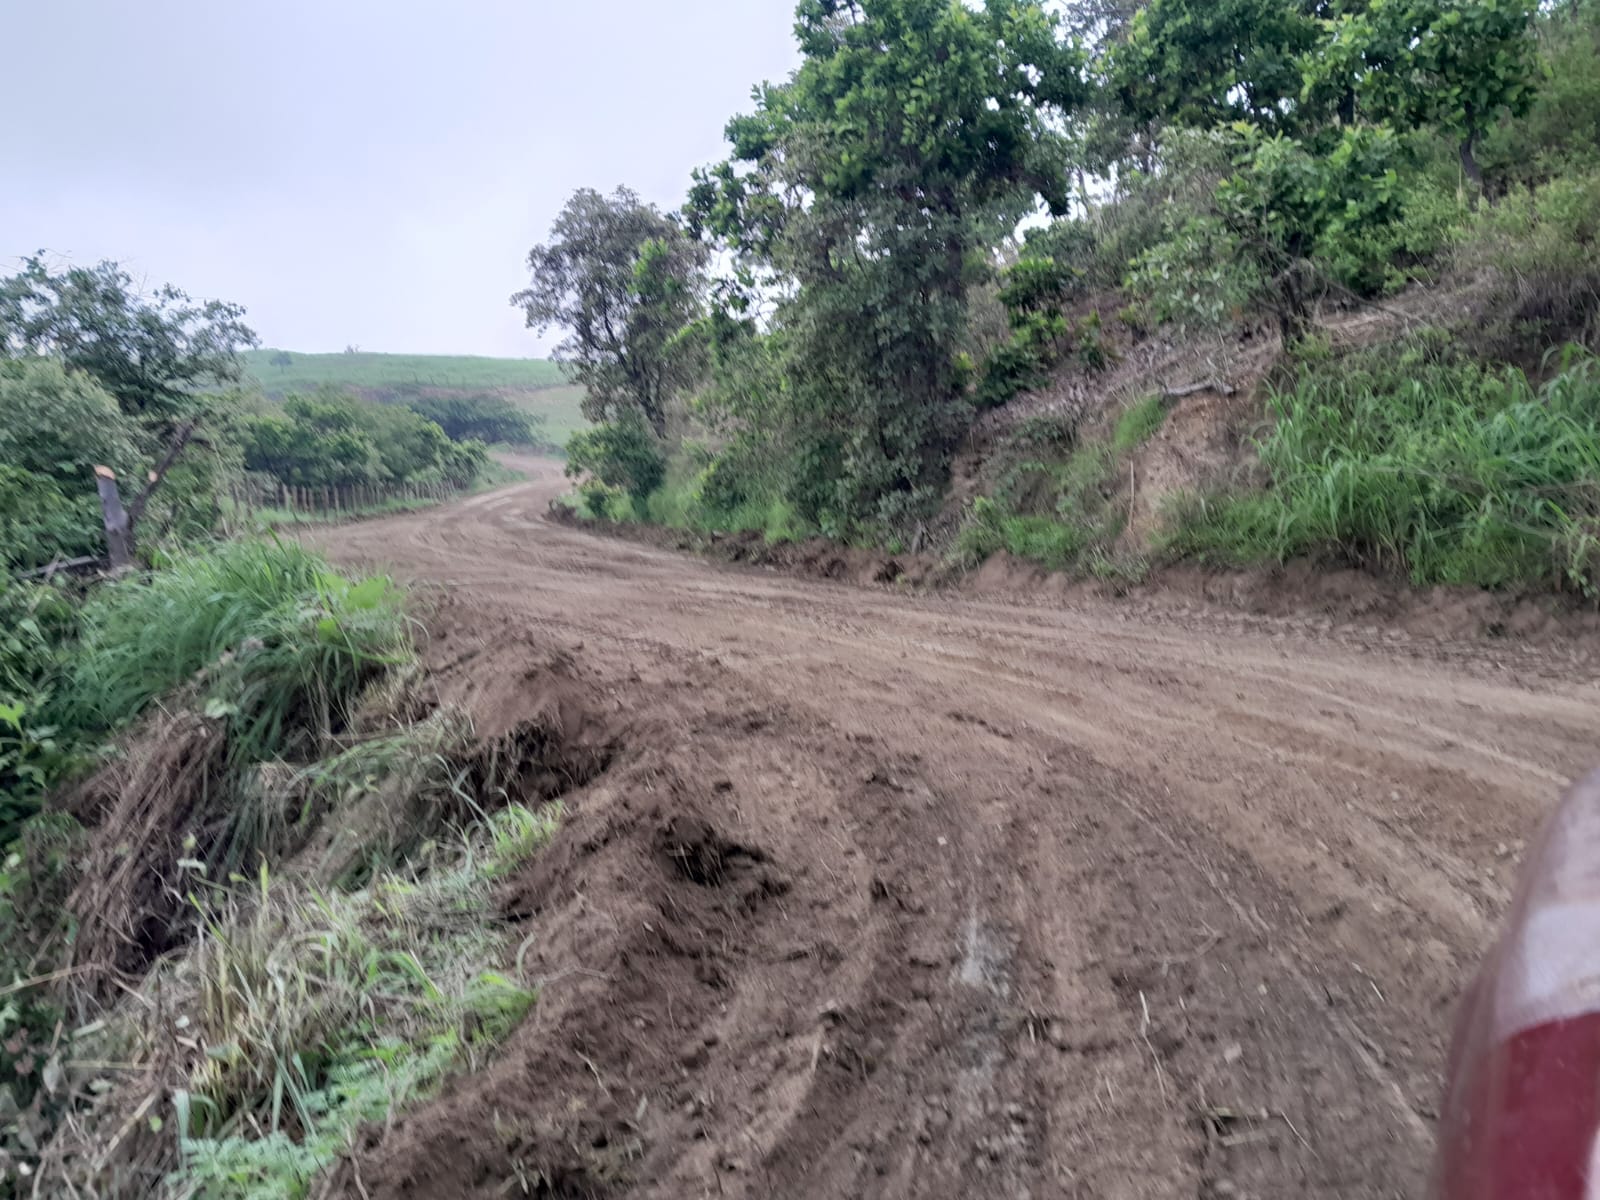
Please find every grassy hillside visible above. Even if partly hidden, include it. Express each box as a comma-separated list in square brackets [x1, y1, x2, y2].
[243, 349, 567, 394]
[244, 349, 587, 448]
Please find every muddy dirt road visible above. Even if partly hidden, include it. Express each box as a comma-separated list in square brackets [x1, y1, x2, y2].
[318, 459, 1600, 1200]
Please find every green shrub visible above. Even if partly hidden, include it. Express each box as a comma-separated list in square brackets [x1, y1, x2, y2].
[0, 357, 139, 487]
[243, 390, 484, 490]
[1459, 169, 1600, 344]
[1167, 340, 1600, 591]
[403, 393, 541, 446]
[170, 841, 539, 1198]
[565, 415, 665, 500]
[0, 581, 81, 838]
[0, 466, 102, 570]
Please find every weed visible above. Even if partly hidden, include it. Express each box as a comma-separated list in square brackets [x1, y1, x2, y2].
[165, 800, 550, 1198]
[1112, 395, 1170, 454]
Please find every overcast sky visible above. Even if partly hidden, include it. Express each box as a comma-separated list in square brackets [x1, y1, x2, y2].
[2, 0, 799, 357]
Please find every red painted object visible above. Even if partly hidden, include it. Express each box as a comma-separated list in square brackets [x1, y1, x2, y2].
[1434, 770, 1600, 1199]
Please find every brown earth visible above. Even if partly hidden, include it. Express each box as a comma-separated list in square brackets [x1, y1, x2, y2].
[310, 457, 1600, 1200]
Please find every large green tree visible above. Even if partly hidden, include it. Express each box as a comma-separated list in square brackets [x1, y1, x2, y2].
[1110, 0, 1326, 135]
[689, 0, 1087, 533]
[511, 187, 707, 437]
[1317, 0, 1540, 186]
[0, 255, 257, 419]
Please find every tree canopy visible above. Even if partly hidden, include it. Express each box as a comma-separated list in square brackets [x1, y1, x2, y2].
[0, 255, 258, 419]
[511, 187, 706, 437]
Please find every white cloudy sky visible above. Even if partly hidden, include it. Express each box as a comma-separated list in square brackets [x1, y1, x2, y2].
[2, 0, 799, 356]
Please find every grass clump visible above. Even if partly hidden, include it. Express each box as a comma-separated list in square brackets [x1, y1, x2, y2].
[1112, 395, 1170, 454]
[57, 539, 408, 762]
[165, 804, 551, 1199]
[1166, 338, 1600, 592]
[951, 431, 1125, 576]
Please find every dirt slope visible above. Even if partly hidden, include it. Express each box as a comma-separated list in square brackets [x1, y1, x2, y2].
[313, 458, 1600, 1200]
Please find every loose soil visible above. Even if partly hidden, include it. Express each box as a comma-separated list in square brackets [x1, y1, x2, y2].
[310, 457, 1600, 1199]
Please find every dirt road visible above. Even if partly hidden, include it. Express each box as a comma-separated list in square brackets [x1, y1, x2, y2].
[317, 459, 1600, 1200]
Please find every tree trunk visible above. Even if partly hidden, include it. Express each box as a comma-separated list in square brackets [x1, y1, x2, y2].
[1277, 265, 1313, 347]
[1459, 131, 1484, 194]
[94, 467, 134, 573]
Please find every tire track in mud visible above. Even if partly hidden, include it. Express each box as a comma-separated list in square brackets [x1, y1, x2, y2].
[313, 459, 1600, 1199]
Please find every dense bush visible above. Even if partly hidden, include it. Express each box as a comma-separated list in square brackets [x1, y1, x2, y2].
[404, 393, 542, 446]
[0, 358, 139, 485]
[0, 580, 80, 838]
[1458, 169, 1600, 346]
[975, 257, 1113, 410]
[243, 391, 489, 489]
[57, 539, 408, 760]
[0, 467, 102, 570]
[1167, 340, 1600, 590]
[565, 415, 665, 500]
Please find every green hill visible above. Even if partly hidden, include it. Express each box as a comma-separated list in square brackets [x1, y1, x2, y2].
[243, 350, 587, 447]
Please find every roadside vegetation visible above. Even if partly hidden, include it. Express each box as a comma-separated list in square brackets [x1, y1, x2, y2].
[0, 262, 582, 1197]
[527, 0, 1600, 602]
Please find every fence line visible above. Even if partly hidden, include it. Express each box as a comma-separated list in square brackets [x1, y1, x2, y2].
[225, 475, 474, 528]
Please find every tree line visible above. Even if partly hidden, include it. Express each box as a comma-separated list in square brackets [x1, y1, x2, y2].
[0, 257, 538, 572]
[521, 0, 1583, 542]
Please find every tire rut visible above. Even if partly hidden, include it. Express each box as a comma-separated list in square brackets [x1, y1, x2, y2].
[311, 459, 1600, 1199]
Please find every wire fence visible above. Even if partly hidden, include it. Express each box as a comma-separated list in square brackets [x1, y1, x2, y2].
[225, 474, 475, 525]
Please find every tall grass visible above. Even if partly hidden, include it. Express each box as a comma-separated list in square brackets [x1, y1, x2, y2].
[56, 539, 409, 760]
[170, 811, 544, 1198]
[1168, 341, 1600, 591]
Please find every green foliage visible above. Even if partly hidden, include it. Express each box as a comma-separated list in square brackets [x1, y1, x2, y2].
[1028, 129, 1240, 294]
[1215, 125, 1409, 336]
[169, 827, 542, 1199]
[1111, 0, 1322, 135]
[0, 357, 138, 486]
[975, 256, 1113, 410]
[1480, 3, 1600, 185]
[403, 393, 540, 446]
[1456, 169, 1600, 344]
[513, 187, 707, 437]
[243, 390, 487, 489]
[1318, 0, 1540, 183]
[57, 540, 408, 770]
[952, 423, 1125, 574]
[0, 581, 81, 838]
[1167, 340, 1600, 590]
[1113, 395, 1171, 454]
[565, 416, 666, 501]
[1125, 215, 1260, 333]
[0, 256, 257, 418]
[689, 0, 1087, 536]
[0, 466, 102, 570]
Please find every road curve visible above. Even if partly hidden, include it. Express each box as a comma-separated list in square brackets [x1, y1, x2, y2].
[316, 458, 1600, 1200]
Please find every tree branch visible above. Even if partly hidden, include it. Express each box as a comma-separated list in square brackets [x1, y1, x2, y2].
[126, 419, 198, 533]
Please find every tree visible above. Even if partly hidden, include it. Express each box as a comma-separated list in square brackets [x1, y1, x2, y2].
[404, 394, 540, 446]
[511, 188, 707, 438]
[270, 350, 294, 371]
[1319, 0, 1540, 187]
[565, 414, 666, 500]
[1110, 0, 1326, 136]
[0, 255, 257, 419]
[687, 0, 1087, 533]
[1214, 125, 1407, 339]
